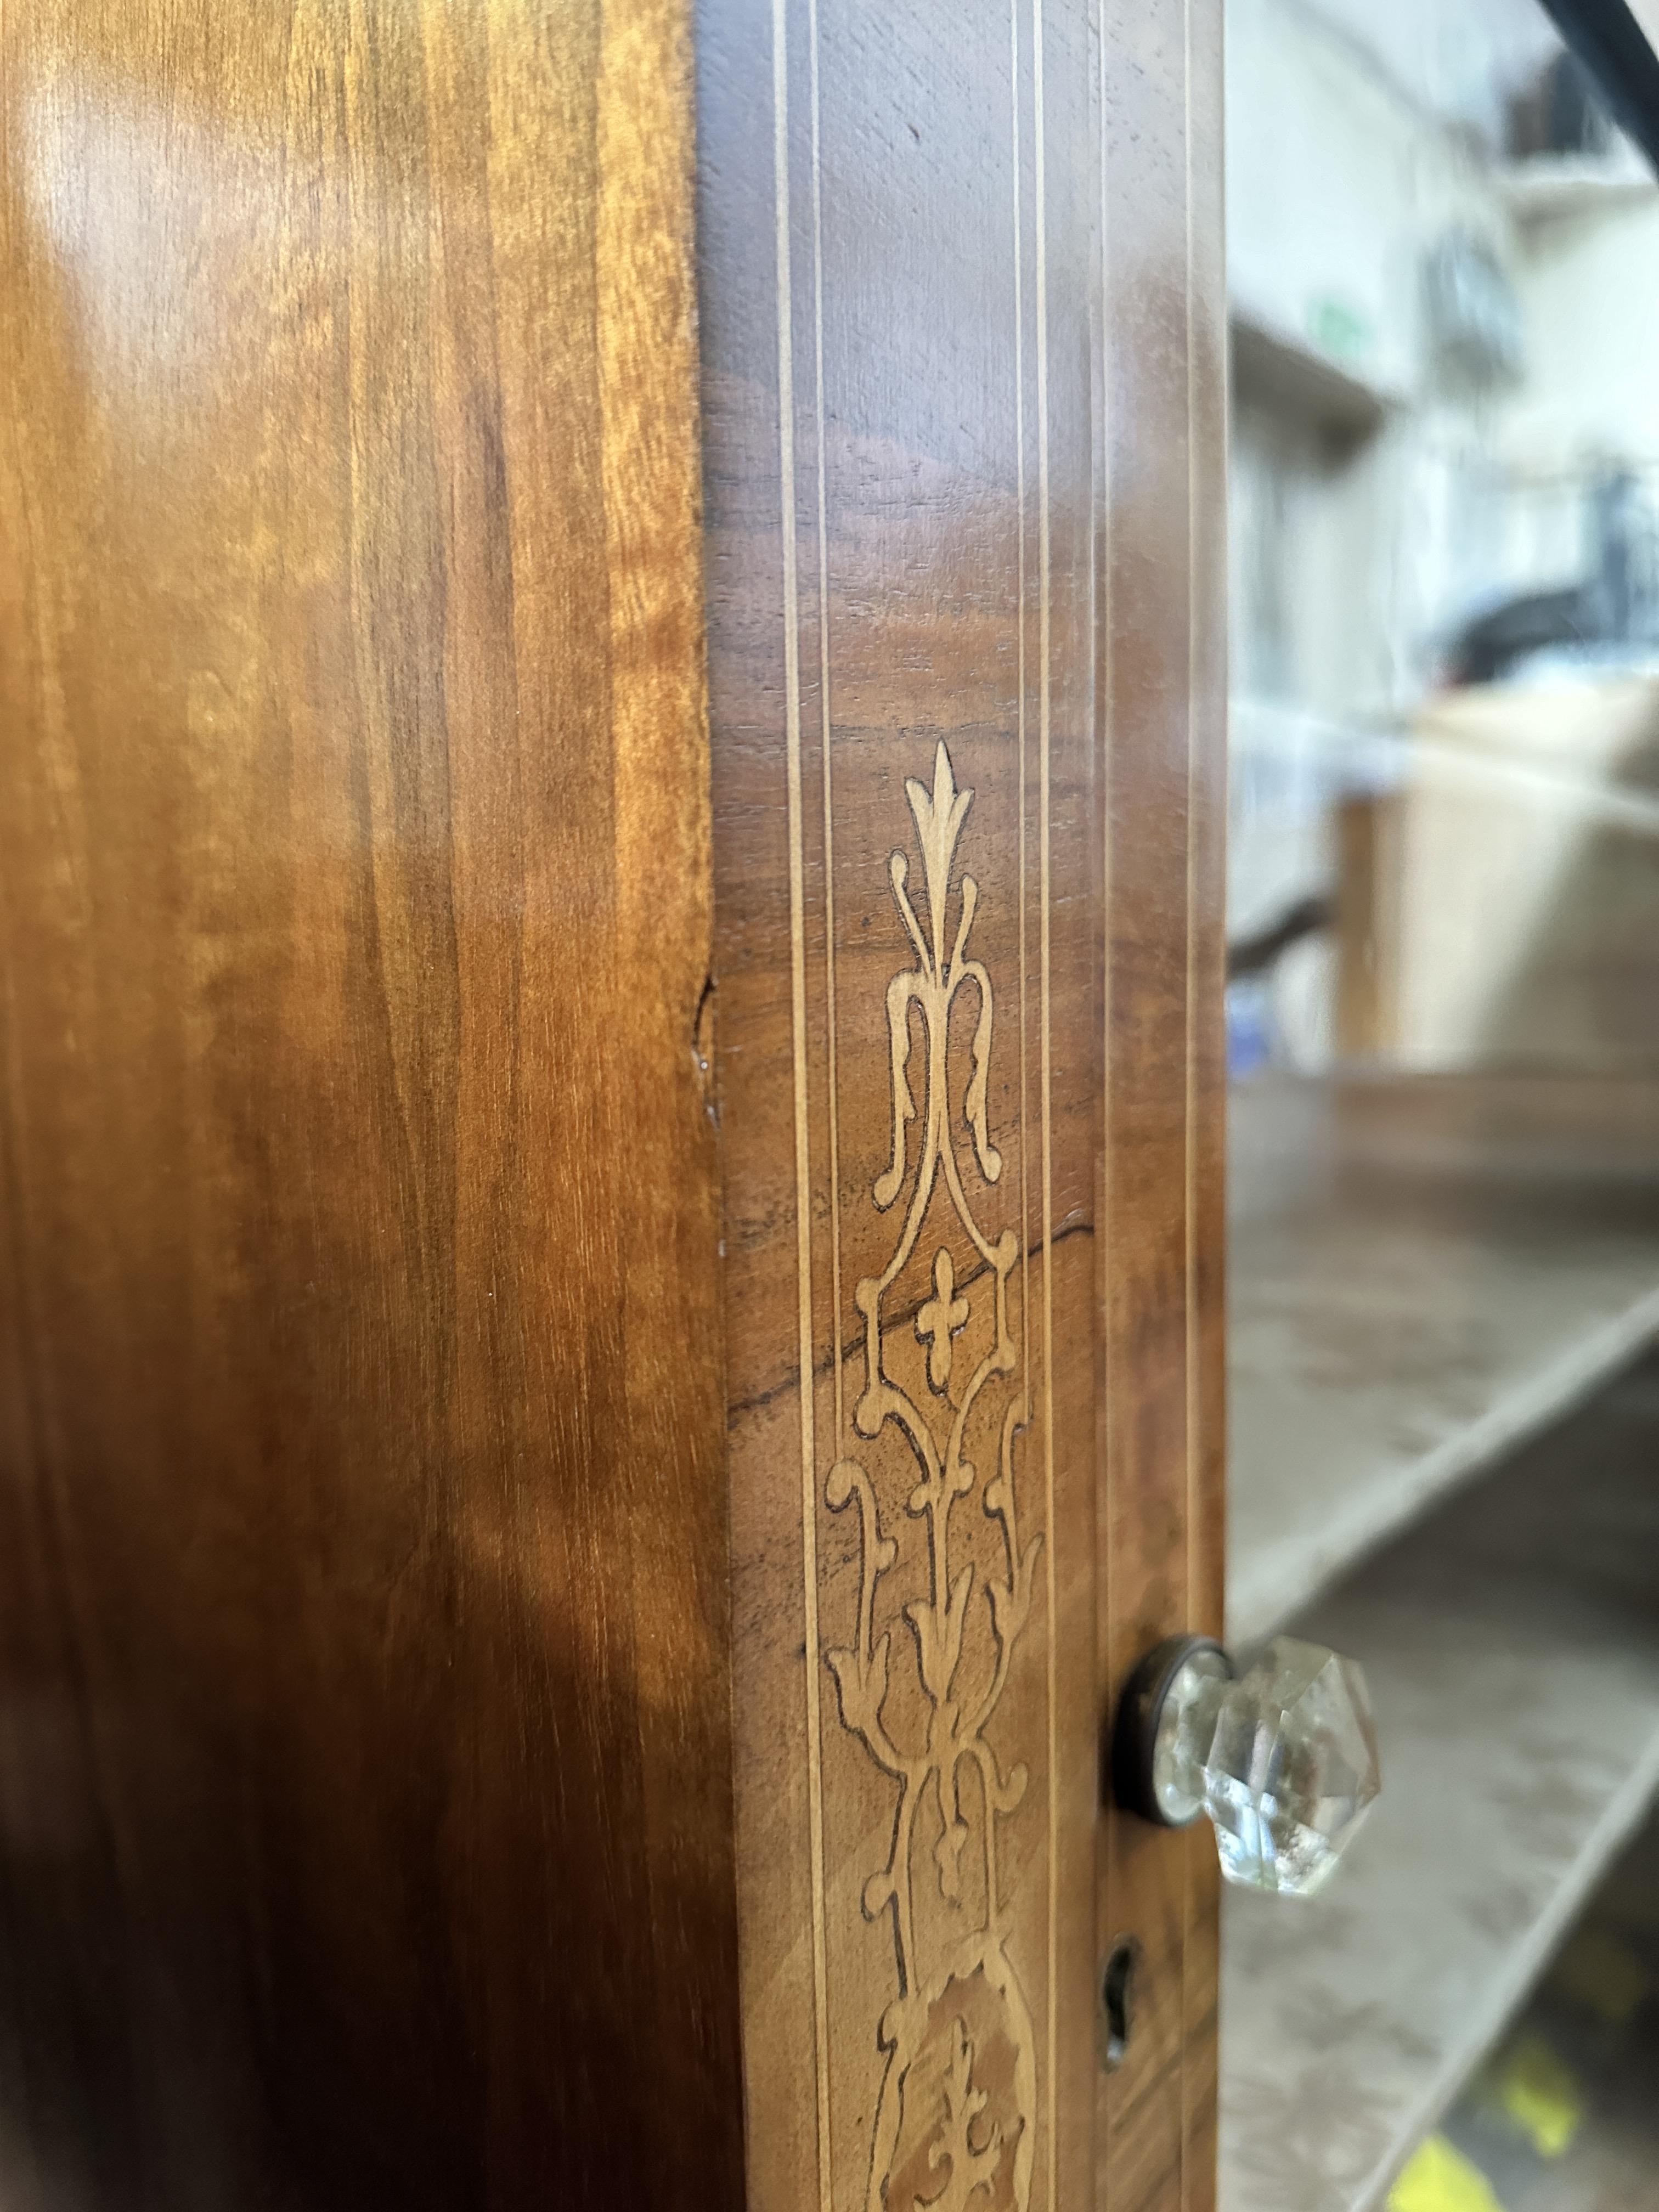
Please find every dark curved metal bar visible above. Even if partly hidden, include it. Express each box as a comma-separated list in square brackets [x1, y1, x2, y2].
[1538, 0, 1659, 173]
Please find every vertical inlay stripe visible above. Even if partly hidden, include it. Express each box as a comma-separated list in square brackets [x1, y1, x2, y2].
[807, 0, 844, 1458]
[771, 1, 835, 2198]
[1097, 0, 1123, 2183]
[1013, 0, 1031, 1440]
[1181, 2, 1200, 2204]
[1032, 0, 1059, 2196]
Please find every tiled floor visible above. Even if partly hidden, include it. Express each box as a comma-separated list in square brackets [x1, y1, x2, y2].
[1390, 1808, 1659, 2210]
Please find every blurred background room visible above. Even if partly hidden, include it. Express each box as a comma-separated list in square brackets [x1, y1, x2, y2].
[1219, 3, 1659, 2207]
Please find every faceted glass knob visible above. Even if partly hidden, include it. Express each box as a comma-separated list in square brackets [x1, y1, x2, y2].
[1114, 1634, 1381, 1897]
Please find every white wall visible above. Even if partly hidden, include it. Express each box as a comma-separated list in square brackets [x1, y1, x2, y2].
[1506, 200, 1659, 472]
[1228, 0, 1420, 400]
[1226, 0, 1659, 1075]
[1226, 0, 1545, 407]
[1300, 0, 1559, 146]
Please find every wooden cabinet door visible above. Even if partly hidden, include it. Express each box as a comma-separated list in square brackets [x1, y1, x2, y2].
[0, 0, 1222, 2207]
[699, 2, 1224, 2205]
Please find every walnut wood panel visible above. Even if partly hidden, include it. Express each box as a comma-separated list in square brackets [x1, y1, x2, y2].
[0, 3, 743, 2207]
[698, 2, 1224, 2208]
[1098, 7, 1228, 2211]
[0, 0, 1223, 2202]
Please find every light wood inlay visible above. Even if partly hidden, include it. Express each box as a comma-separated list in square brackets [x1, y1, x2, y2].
[703, 0, 1097, 2200]
[703, 0, 1224, 2205]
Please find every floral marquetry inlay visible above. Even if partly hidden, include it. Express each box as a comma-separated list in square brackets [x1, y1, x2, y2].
[826, 742, 1041, 2212]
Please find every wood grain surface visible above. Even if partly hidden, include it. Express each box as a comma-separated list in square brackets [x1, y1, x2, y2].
[698, 1, 1225, 2205]
[1097, 7, 1228, 2211]
[0, 0, 1223, 2202]
[0, 1, 744, 2205]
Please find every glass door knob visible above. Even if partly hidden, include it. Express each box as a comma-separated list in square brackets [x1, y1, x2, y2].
[1111, 1634, 1382, 1897]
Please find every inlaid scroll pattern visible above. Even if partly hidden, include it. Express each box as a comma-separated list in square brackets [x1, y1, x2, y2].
[827, 742, 1040, 2212]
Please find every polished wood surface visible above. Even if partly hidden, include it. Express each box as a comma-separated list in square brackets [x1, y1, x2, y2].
[701, 3, 1098, 2199]
[0, 1, 743, 2205]
[0, 0, 1223, 2203]
[698, 1, 1224, 2205]
[1098, 7, 1228, 2209]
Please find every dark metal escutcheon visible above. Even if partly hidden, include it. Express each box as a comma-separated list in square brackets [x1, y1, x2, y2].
[1110, 1633, 1232, 1828]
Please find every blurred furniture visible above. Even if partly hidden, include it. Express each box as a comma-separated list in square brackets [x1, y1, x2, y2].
[1222, 1073, 1659, 2209]
[1221, 0, 1659, 2203]
[1338, 678, 1659, 1073]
